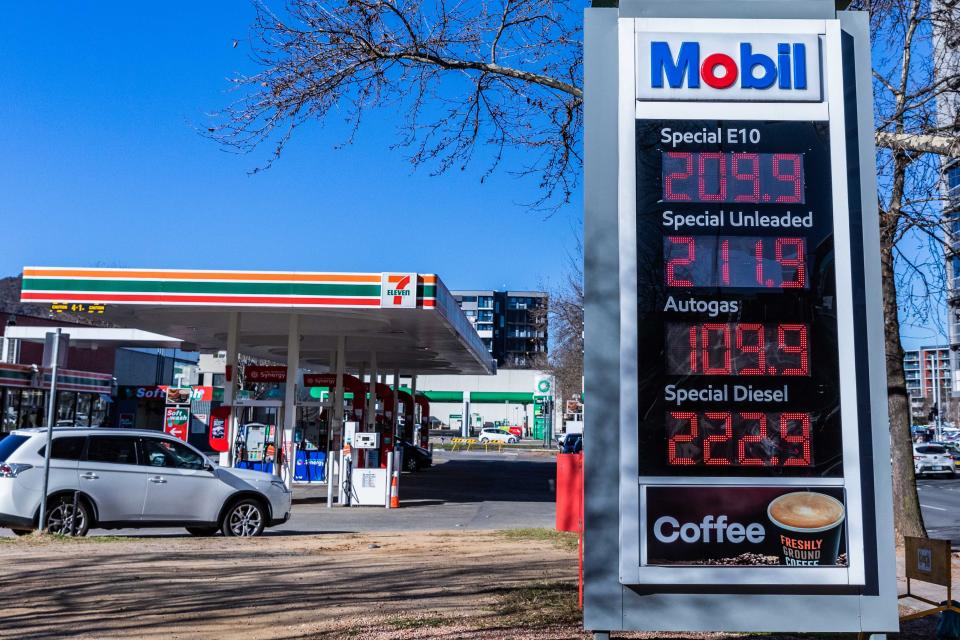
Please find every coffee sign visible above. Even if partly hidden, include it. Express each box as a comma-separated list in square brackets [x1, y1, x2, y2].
[645, 487, 845, 566]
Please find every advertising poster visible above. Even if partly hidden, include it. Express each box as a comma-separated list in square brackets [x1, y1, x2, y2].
[645, 486, 846, 567]
[208, 406, 230, 452]
[164, 406, 190, 441]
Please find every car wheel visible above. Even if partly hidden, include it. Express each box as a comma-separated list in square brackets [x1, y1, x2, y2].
[10, 529, 32, 537]
[186, 526, 219, 537]
[221, 499, 266, 537]
[479, 437, 489, 443]
[43, 495, 90, 537]
[508, 437, 518, 444]
[404, 455, 418, 472]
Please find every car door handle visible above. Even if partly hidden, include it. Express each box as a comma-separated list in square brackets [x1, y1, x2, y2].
[149, 476, 167, 484]
[81, 472, 99, 480]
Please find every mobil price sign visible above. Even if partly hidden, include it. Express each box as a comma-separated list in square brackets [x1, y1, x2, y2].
[164, 407, 189, 441]
[581, 8, 897, 637]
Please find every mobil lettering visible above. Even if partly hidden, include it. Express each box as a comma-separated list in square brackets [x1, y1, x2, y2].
[651, 40, 807, 91]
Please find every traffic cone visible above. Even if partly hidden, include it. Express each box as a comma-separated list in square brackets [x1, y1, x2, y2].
[389, 470, 400, 508]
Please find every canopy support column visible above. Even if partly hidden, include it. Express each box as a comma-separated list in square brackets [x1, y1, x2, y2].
[223, 312, 240, 467]
[392, 368, 400, 443]
[367, 352, 377, 431]
[282, 313, 299, 484]
[329, 335, 345, 506]
[410, 375, 418, 443]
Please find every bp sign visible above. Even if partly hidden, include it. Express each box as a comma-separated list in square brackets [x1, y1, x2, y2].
[535, 376, 553, 396]
[583, 3, 896, 637]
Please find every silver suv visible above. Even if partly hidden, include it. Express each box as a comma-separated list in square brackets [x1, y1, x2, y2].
[0, 428, 292, 537]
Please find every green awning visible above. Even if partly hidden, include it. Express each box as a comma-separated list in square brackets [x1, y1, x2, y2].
[420, 390, 464, 403]
[469, 392, 534, 404]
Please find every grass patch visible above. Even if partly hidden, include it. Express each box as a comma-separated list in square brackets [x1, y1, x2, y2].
[385, 614, 449, 630]
[499, 528, 579, 552]
[494, 579, 581, 629]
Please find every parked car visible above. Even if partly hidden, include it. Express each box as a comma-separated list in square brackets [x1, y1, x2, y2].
[559, 433, 583, 454]
[477, 428, 518, 444]
[914, 443, 956, 478]
[396, 440, 433, 472]
[932, 442, 960, 469]
[0, 428, 292, 537]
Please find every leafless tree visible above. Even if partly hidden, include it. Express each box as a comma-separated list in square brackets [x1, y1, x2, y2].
[534, 236, 584, 411]
[213, 0, 960, 538]
[850, 0, 960, 540]
[208, 0, 583, 207]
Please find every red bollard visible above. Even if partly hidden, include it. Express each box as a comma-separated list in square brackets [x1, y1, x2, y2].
[556, 452, 583, 532]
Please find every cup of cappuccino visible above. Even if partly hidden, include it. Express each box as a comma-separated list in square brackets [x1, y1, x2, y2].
[767, 491, 845, 566]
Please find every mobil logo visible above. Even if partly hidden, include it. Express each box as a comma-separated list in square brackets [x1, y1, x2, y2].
[636, 33, 822, 102]
[654, 41, 807, 90]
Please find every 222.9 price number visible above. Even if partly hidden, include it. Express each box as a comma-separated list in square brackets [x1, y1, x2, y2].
[667, 411, 812, 467]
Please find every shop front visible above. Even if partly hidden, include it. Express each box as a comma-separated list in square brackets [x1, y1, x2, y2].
[114, 384, 223, 452]
[0, 363, 113, 435]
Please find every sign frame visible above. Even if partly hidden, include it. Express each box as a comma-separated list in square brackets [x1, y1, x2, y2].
[582, 3, 897, 636]
[617, 17, 865, 587]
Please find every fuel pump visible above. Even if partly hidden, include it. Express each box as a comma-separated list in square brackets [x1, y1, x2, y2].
[395, 388, 415, 444]
[366, 381, 395, 469]
[414, 393, 431, 449]
[233, 399, 285, 477]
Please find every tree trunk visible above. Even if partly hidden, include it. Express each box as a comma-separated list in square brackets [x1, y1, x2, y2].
[881, 243, 927, 542]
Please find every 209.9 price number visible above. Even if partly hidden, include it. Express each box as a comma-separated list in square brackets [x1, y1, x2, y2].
[667, 411, 812, 467]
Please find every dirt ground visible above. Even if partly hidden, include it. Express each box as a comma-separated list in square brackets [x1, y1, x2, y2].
[0, 530, 944, 640]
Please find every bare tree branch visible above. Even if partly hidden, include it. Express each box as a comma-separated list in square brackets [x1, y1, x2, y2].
[208, 0, 584, 208]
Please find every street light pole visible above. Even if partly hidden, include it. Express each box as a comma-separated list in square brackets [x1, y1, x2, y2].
[38, 328, 62, 532]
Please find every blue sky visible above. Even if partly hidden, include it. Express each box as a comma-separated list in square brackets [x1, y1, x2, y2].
[0, 3, 577, 293]
[0, 4, 944, 352]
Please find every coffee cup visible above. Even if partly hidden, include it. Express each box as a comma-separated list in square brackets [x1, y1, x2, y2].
[767, 491, 845, 566]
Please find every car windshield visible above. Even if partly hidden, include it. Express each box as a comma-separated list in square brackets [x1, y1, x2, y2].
[0, 435, 30, 462]
[917, 445, 947, 454]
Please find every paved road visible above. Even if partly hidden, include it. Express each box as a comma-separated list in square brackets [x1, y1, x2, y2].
[918, 475, 960, 543]
[5, 449, 557, 538]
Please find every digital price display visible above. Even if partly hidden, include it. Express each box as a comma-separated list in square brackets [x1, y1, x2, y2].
[634, 120, 842, 478]
[662, 152, 805, 204]
[665, 322, 810, 377]
[664, 236, 807, 288]
[666, 410, 811, 467]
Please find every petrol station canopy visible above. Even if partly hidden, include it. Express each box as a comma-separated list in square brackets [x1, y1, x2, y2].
[19, 267, 495, 375]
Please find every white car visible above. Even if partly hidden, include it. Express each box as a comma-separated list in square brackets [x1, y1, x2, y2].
[914, 443, 956, 478]
[477, 428, 518, 444]
[0, 428, 292, 537]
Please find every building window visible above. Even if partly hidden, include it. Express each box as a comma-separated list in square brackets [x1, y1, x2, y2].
[477, 296, 493, 308]
[460, 296, 478, 303]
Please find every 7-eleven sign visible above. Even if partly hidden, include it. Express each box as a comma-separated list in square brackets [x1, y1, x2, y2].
[381, 273, 418, 308]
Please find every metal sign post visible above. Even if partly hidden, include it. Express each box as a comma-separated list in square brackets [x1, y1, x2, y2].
[38, 329, 66, 532]
[583, 1, 897, 637]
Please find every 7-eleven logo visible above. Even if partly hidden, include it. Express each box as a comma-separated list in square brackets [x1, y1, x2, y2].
[381, 273, 418, 308]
